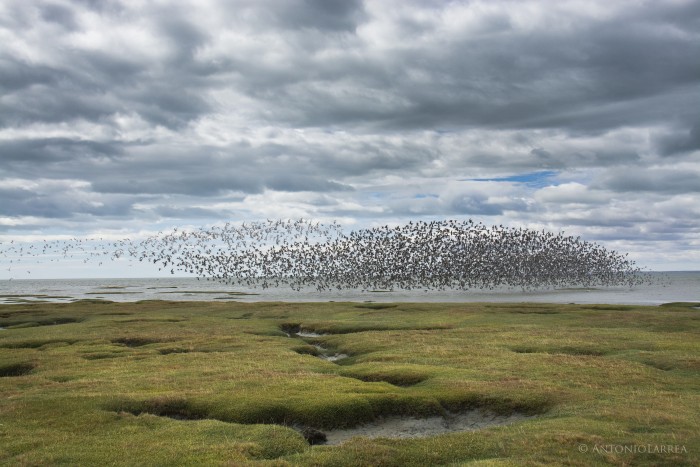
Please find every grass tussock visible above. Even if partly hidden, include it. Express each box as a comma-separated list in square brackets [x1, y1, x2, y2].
[292, 344, 321, 357]
[0, 339, 79, 349]
[0, 300, 697, 465]
[111, 337, 167, 347]
[511, 346, 608, 357]
[338, 364, 431, 387]
[354, 303, 398, 310]
[108, 396, 206, 421]
[0, 316, 81, 328]
[659, 302, 700, 309]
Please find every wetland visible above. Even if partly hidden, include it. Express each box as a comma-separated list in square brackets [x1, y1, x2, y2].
[0, 300, 698, 465]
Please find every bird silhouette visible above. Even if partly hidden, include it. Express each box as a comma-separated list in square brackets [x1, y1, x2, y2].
[0, 219, 646, 291]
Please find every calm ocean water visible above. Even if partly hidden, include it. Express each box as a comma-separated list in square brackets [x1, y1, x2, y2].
[0, 272, 697, 305]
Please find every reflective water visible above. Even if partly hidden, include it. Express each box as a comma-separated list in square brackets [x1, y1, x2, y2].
[0, 272, 697, 305]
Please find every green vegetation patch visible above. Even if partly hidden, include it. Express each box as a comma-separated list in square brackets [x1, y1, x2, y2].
[292, 344, 321, 357]
[511, 346, 608, 357]
[111, 337, 168, 347]
[0, 339, 79, 349]
[660, 302, 700, 309]
[338, 363, 432, 387]
[0, 300, 697, 466]
[0, 316, 82, 328]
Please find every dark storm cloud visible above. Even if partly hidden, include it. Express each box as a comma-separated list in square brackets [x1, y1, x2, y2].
[449, 194, 526, 216]
[226, 1, 700, 132]
[655, 123, 700, 156]
[266, 176, 353, 193]
[61, 141, 357, 197]
[594, 167, 700, 194]
[153, 206, 231, 219]
[90, 165, 353, 197]
[4, 1, 698, 133]
[270, 0, 366, 31]
[93, 173, 263, 197]
[315, 142, 437, 176]
[0, 183, 134, 218]
[0, 58, 56, 94]
[0, 3, 213, 130]
[39, 2, 78, 28]
[0, 186, 40, 215]
[0, 138, 123, 165]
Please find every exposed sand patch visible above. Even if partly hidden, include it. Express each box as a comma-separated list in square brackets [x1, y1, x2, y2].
[296, 330, 324, 338]
[321, 410, 533, 445]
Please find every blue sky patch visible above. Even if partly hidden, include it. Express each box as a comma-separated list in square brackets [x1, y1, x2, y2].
[467, 171, 560, 188]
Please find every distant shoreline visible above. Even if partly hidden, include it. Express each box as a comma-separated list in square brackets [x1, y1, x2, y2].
[1, 272, 698, 306]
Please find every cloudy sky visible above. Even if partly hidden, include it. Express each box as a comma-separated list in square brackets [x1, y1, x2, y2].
[1, 0, 699, 276]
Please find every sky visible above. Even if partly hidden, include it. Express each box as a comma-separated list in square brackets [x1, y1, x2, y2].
[1, 0, 699, 278]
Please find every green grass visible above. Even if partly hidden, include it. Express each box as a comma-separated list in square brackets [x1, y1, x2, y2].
[0, 300, 698, 466]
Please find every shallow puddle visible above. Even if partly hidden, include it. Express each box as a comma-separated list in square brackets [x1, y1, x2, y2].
[283, 326, 348, 362]
[320, 410, 533, 445]
[322, 353, 349, 362]
[295, 330, 325, 338]
[311, 344, 348, 362]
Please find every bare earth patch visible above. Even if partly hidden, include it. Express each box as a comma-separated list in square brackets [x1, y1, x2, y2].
[321, 410, 534, 445]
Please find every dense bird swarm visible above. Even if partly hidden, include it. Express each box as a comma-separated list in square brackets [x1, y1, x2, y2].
[1, 219, 646, 290]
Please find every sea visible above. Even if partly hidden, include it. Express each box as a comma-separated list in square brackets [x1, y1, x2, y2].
[0, 272, 698, 306]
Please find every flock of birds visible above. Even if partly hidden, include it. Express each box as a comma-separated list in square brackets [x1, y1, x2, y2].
[0, 218, 647, 291]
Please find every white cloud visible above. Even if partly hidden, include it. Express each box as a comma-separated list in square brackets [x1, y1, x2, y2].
[0, 0, 699, 271]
